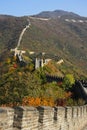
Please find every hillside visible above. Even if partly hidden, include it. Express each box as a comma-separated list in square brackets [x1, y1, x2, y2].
[0, 10, 87, 77]
[0, 15, 27, 54]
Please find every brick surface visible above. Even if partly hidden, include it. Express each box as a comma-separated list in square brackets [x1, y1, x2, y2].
[0, 106, 87, 130]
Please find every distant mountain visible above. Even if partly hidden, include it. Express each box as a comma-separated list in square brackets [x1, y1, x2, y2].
[0, 10, 87, 77]
[33, 10, 80, 18]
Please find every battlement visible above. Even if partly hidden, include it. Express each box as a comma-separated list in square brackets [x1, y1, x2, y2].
[0, 105, 87, 130]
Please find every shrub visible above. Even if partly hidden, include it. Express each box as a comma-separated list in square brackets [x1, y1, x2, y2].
[62, 74, 75, 91]
[22, 97, 54, 107]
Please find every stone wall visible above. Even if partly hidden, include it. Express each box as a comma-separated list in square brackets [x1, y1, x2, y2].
[0, 105, 87, 130]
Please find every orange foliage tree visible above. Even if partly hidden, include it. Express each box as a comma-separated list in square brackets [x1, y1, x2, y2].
[22, 97, 54, 107]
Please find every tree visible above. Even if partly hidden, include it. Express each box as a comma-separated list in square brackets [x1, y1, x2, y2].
[36, 68, 47, 84]
[0, 71, 29, 104]
[62, 74, 75, 91]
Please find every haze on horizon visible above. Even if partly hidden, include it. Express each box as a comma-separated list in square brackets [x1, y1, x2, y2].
[0, 0, 87, 17]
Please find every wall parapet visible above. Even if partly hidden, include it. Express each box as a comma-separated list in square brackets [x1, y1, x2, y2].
[0, 105, 87, 130]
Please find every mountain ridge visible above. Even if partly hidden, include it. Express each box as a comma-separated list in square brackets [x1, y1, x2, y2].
[32, 10, 80, 19]
[0, 10, 87, 77]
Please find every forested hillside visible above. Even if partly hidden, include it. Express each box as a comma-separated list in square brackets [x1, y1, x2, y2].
[0, 10, 87, 106]
[0, 10, 87, 77]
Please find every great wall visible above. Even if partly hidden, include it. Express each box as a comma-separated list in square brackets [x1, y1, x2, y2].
[0, 105, 87, 130]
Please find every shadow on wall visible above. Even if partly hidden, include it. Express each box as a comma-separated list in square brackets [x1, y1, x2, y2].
[13, 106, 24, 129]
[73, 81, 87, 103]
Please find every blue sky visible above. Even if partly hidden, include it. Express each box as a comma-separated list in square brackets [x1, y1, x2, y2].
[0, 0, 87, 17]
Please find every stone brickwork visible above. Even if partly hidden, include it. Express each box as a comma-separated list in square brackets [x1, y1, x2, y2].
[0, 105, 87, 130]
[0, 107, 14, 130]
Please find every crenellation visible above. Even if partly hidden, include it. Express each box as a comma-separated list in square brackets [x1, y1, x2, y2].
[72, 106, 78, 118]
[65, 107, 73, 130]
[0, 106, 87, 129]
[37, 106, 54, 130]
[13, 106, 39, 130]
[65, 107, 72, 120]
[0, 107, 14, 130]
